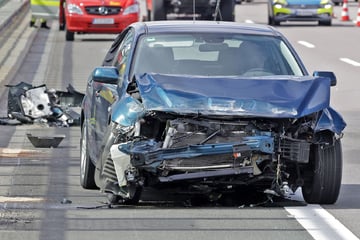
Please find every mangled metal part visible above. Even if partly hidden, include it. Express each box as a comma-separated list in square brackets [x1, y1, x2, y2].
[26, 133, 65, 148]
[5, 82, 84, 126]
[119, 136, 274, 167]
[158, 166, 254, 183]
[20, 86, 52, 118]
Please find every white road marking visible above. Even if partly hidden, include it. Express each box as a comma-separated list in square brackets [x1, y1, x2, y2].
[298, 41, 315, 48]
[0, 196, 45, 203]
[285, 205, 359, 240]
[340, 58, 360, 67]
[245, 19, 254, 23]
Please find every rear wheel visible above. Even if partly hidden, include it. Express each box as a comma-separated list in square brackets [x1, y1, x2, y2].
[302, 138, 342, 204]
[80, 123, 97, 189]
[151, 0, 166, 20]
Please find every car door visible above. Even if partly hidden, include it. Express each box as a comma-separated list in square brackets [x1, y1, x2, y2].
[88, 28, 135, 161]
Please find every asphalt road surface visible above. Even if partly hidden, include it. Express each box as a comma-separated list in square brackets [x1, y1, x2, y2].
[0, 1, 359, 240]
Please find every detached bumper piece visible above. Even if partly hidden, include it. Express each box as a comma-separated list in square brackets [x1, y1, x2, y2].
[26, 133, 65, 148]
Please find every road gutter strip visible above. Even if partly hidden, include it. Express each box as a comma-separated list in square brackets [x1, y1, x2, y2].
[285, 205, 359, 240]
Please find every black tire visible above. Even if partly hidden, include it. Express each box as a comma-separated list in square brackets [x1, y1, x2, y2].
[319, 20, 332, 26]
[219, 0, 235, 21]
[80, 123, 97, 189]
[302, 138, 342, 204]
[151, 0, 166, 21]
[66, 29, 74, 41]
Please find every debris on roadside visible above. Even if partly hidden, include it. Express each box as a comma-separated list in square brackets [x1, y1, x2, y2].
[60, 198, 72, 204]
[26, 133, 65, 148]
[0, 148, 43, 158]
[2, 82, 84, 127]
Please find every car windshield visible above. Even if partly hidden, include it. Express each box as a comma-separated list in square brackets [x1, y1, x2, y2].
[132, 33, 304, 77]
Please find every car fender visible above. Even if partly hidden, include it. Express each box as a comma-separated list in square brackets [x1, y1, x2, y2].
[111, 95, 145, 127]
[314, 107, 346, 135]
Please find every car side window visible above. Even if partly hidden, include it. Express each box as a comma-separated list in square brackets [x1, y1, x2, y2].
[113, 29, 134, 84]
[102, 32, 127, 66]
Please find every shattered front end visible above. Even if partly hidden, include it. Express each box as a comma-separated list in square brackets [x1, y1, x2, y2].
[96, 73, 346, 205]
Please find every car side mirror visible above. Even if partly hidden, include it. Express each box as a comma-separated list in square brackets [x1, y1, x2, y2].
[313, 71, 337, 87]
[92, 67, 119, 84]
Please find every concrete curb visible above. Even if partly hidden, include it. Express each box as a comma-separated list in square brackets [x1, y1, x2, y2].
[0, 0, 30, 34]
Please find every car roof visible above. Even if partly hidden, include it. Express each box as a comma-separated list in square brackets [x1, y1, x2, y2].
[130, 21, 282, 37]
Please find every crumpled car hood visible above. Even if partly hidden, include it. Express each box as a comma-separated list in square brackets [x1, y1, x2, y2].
[135, 73, 331, 118]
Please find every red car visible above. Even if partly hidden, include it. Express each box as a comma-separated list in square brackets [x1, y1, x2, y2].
[59, 0, 140, 41]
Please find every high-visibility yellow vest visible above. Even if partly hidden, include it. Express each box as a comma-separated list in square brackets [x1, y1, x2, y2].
[30, 0, 59, 19]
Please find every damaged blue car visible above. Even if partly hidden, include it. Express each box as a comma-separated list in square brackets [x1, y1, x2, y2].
[80, 21, 346, 205]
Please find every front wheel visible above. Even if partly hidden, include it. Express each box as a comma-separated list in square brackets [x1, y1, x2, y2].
[319, 20, 332, 26]
[66, 29, 74, 41]
[80, 123, 97, 189]
[302, 138, 342, 204]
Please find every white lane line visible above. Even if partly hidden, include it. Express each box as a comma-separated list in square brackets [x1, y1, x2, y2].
[0, 196, 45, 203]
[245, 19, 254, 23]
[285, 205, 359, 240]
[340, 58, 360, 67]
[298, 41, 315, 48]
